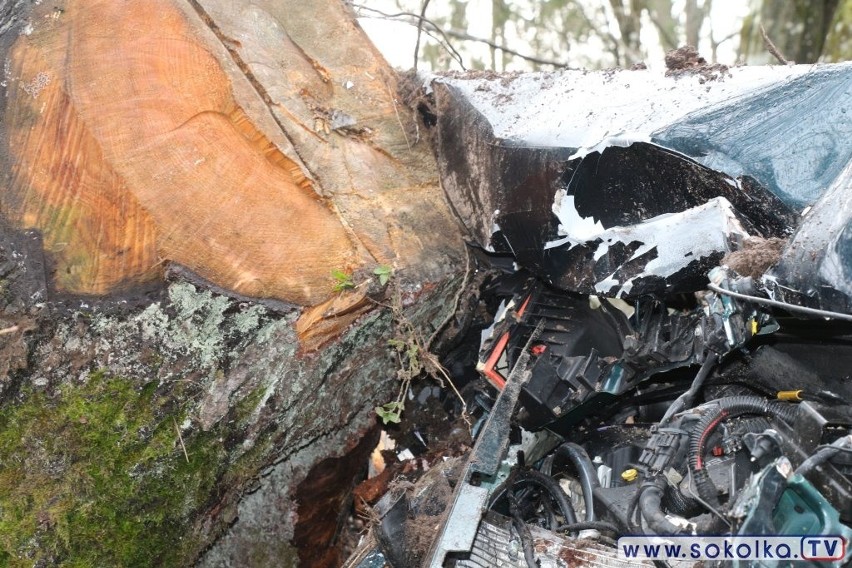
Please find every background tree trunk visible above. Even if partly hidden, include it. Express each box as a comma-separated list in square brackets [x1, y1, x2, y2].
[739, 0, 841, 64]
[0, 0, 463, 565]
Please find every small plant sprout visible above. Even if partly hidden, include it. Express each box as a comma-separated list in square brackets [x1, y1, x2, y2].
[373, 265, 393, 286]
[331, 269, 355, 292]
[372, 279, 471, 429]
[375, 401, 404, 424]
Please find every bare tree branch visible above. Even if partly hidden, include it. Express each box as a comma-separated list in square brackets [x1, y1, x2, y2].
[350, 2, 570, 69]
[413, 0, 431, 71]
[441, 28, 571, 68]
[645, 0, 679, 52]
[351, 3, 466, 69]
[709, 25, 738, 63]
[421, 27, 466, 69]
[605, 0, 644, 65]
[760, 24, 794, 65]
[578, 2, 622, 67]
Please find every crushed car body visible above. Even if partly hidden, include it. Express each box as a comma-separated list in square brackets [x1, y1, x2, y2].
[345, 62, 852, 568]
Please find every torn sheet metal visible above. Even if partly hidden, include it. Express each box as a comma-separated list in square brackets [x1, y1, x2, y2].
[437, 65, 817, 152]
[543, 195, 752, 297]
[765, 161, 852, 314]
[433, 64, 851, 300]
[555, 142, 795, 239]
[435, 64, 852, 209]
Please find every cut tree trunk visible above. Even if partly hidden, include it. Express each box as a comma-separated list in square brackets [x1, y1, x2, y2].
[2, 0, 458, 305]
[0, 0, 463, 566]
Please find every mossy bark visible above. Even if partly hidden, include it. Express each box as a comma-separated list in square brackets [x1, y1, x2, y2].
[0, 228, 462, 566]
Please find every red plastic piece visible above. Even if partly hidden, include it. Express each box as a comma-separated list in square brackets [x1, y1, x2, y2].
[480, 295, 533, 391]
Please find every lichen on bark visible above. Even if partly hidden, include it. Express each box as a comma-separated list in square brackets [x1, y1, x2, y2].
[0, 226, 462, 566]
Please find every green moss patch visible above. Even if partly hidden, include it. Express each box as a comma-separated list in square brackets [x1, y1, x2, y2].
[0, 372, 222, 567]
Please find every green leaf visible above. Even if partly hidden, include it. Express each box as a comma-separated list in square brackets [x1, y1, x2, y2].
[375, 402, 403, 424]
[331, 269, 354, 292]
[373, 265, 392, 286]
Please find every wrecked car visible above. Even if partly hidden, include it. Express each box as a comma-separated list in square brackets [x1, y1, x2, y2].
[345, 62, 852, 567]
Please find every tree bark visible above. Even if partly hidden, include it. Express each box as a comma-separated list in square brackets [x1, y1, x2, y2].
[0, 0, 463, 565]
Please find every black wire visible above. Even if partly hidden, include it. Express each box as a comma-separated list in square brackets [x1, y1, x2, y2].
[488, 469, 579, 531]
[659, 352, 718, 425]
[554, 443, 599, 522]
[556, 520, 620, 533]
[626, 485, 645, 533]
[707, 282, 852, 322]
[797, 439, 852, 476]
[507, 490, 539, 568]
[539, 493, 558, 531]
[813, 444, 852, 454]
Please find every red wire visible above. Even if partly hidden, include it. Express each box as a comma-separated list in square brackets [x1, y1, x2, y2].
[695, 410, 728, 469]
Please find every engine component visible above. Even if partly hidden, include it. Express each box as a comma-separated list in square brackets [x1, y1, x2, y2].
[730, 457, 852, 567]
[455, 512, 652, 568]
[478, 276, 772, 435]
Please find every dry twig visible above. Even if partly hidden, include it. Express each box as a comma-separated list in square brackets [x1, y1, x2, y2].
[413, 0, 431, 71]
[173, 418, 190, 463]
[351, 2, 570, 69]
[760, 24, 793, 65]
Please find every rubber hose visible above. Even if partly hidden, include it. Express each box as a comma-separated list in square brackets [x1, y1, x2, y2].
[556, 520, 619, 534]
[539, 493, 558, 531]
[638, 478, 684, 535]
[660, 352, 718, 426]
[507, 490, 538, 568]
[662, 482, 701, 517]
[594, 486, 632, 532]
[554, 442, 600, 522]
[797, 437, 852, 476]
[488, 469, 579, 531]
[688, 396, 798, 507]
[797, 447, 840, 476]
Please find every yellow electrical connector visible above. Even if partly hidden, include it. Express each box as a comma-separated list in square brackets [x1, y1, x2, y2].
[777, 390, 803, 402]
[751, 319, 759, 336]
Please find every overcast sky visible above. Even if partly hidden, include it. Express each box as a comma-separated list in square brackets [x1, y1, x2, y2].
[355, 0, 750, 72]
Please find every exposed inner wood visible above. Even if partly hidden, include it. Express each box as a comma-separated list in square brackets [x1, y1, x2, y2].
[2, 0, 462, 353]
[5, 58, 161, 294]
[2, 0, 357, 304]
[295, 287, 374, 352]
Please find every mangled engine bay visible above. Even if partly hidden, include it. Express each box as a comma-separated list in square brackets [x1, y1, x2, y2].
[346, 64, 852, 567]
